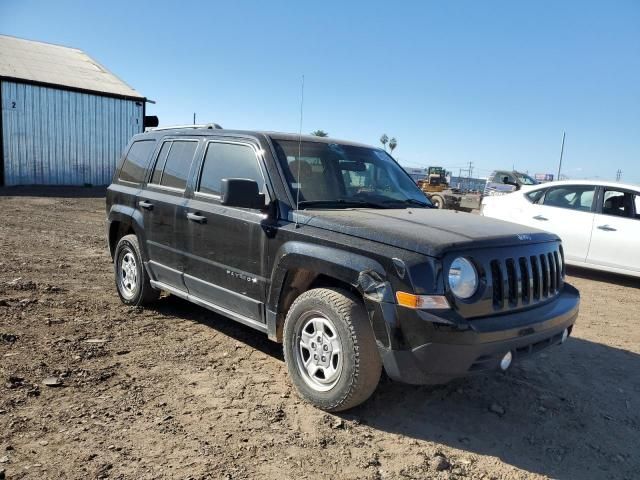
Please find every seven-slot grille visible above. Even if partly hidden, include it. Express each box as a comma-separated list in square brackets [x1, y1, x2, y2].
[489, 246, 564, 310]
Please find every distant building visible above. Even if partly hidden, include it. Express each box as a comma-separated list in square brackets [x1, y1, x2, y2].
[403, 166, 429, 183]
[0, 35, 150, 186]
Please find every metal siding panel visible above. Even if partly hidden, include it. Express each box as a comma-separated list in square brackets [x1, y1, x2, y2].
[1, 81, 141, 185]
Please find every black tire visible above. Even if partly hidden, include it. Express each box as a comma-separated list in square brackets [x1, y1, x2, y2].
[430, 194, 445, 209]
[283, 288, 382, 412]
[114, 234, 159, 306]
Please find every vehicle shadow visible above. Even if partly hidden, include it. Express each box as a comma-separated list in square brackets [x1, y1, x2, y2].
[350, 337, 640, 480]
[152, 294, 284, 361]
[0, 185, 106, 198]
[149, 295, 639, 479]
[567, 265, 639, 289]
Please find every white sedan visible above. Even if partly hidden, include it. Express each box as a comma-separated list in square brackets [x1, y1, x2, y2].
[481, 180, 640, 278]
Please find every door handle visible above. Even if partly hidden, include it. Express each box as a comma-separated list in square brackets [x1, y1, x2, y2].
[138, 200, 153, 210]
[597, 224, 617, 232]
[187, 212, 207, 224]
[533, 215, 548, 221]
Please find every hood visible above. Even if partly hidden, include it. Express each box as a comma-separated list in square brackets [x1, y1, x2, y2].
[294, 208, 558, 257]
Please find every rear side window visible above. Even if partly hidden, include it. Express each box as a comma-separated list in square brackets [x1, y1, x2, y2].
[150, 140, 198, 190]
[525, 188, 546, 204]
[198, 142, 264, 196]
[119, 140, 155, 184]
[543, 185, 595, 211]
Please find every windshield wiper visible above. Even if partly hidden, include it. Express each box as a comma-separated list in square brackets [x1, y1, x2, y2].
[297, 199, 389, 210]
[383, 198, 433, 208]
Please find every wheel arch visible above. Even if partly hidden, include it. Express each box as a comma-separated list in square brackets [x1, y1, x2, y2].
[107, 206, 145, 260]
[266, 242, 391, 342]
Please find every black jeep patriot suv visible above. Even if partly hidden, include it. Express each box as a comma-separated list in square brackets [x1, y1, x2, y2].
[106, 126, 579, 411]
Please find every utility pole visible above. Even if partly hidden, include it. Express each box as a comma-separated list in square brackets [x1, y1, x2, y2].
[557, 131, 566, 180]
[193, 113, 196, 125]
[616, 169, 622, 182]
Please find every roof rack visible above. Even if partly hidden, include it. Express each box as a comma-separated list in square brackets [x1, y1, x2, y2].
[150, 123, 223, 131]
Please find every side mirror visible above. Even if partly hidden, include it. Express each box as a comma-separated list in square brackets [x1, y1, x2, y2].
[220, 178, 265, 209]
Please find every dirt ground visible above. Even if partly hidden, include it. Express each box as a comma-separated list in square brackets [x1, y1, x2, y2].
[0, 188, 638, 480]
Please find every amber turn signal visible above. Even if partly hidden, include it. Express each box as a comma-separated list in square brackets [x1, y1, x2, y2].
[395, 292, 450, 309]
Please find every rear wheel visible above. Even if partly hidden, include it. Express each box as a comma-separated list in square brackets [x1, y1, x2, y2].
[114, 234, 159, 306]
[283, 288, 382, 411]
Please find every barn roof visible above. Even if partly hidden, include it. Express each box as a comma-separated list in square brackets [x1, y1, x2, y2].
[0, 34, 144, 99]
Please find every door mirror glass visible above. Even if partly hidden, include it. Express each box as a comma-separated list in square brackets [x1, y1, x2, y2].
[221, 178, 265, 209]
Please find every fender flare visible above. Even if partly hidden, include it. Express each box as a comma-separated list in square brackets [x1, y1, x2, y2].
[266, 241, 393, 340]
[107, 206, 147, 261]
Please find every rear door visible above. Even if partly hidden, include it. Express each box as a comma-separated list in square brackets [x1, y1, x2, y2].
[586, 187, 640, 273]
[182, 138, 271, 324]
[140, 138, 200, 290]
[530, 184, 596, 262]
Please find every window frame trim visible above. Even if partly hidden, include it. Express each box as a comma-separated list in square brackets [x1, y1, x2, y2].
[194, 139, 268, 201]
[146, 138, 200, 193]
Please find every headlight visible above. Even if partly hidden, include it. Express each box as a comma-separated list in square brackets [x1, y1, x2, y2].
[448, 257, 478, 299]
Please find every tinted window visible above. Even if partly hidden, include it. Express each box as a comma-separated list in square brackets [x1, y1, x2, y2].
[119, 140, 155, 183]
[543, 185, 595, 211]
[602, 189, 636, 219]
[159, 141, 198, 190]
[525, 188, 546, 203]
[198, 142, 263, 195]
[150, 141, 172, 185]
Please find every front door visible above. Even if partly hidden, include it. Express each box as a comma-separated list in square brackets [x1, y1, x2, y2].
[531, 184, 596, 262]
[141, 139, 200, 290]
[587, 188, 640, 273]
[183, 139, 271, 323]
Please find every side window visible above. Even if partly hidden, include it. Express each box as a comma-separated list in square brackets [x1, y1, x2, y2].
[150, 141, 172, 185]
[158, 140, 198, 190]
[543, 185, 595, 211]
[525, 188, 546, 204]
[198, 142, 264, 196]
[602, 189, 634, 218]
[118, 140, 155, 184]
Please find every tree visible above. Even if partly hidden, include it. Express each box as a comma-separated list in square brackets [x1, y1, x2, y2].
[389, 137, 397, 154]
[311, 130, 329, 137]
[380, 134, 389, 151]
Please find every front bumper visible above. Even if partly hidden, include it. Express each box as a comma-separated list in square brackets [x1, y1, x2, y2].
[366, 284, 579, 385]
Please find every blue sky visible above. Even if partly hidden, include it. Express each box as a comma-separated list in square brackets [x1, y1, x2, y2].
[2, 0, 639, 182]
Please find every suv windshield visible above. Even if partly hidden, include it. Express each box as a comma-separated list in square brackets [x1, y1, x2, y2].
[272, 139, 431, 209]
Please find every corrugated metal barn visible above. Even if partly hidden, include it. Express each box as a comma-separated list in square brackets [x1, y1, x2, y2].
[0, 35, 148, 186]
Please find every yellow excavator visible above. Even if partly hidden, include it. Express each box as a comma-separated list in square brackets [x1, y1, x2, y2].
[417, 167, 448, 208]
[416, 166, 482, 212]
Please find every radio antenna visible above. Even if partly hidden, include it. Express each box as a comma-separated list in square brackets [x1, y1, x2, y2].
[295, 74, 305, 228]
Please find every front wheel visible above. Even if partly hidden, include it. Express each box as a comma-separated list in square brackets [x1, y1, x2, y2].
[430, 194, 445, 209]
[283, 288, 382, 412]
